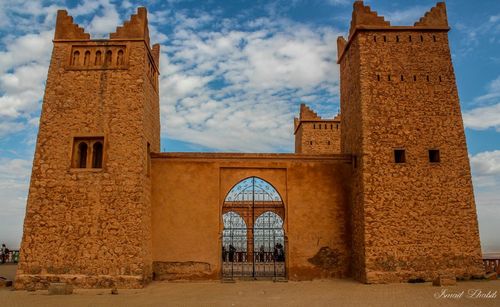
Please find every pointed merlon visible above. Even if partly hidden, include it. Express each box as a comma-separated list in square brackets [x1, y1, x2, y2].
[54, 10, 90, 40]
[110, 7, 151, 46]
[337, 37, 347, 61]
[300, 104, 322, 120]
[349, 1, 390, 37]
[414, 2, 448, 27]
[152, 44, 160, 68]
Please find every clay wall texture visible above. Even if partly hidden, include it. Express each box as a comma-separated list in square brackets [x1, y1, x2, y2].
[150, 153, 352, 281]
[337, 1, 484, 283]
[16, 8, 160, 289]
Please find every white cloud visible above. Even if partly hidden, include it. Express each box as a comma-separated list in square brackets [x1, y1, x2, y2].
[159, 16, 340, 151]
[0, 157, 31, 249]
[470, 150, 500, 252]
[471, 150, 500, 178]
[464, 76, 500, 131]
[379, 5, 429, 26]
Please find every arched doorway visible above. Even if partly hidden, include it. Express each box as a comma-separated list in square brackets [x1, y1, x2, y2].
[222, 177, 286, 279]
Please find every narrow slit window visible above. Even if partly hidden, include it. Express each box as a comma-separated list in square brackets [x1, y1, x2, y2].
[394, 149, 406, 163]
[377, 74, 380, 81]
[77, 142, 88, 168]
[413, 75, 417, 82]
[95, 51, 102, 65]
[439, 76, 442, 82]
[310, 141, 313, 145]
[429, 149, 440, 163]
[396, 35, 399, 42]
[433, 35, 437, 42]
[383, 36, 387, 42]
[388, 75, 391, 81]
[313, 124, 315, 129]
[84, 51, 90, 66]
[92, 142, 103, 168]
[373, 36, 377, 42]
[420, 35, 424, 42]
[400, 75, 404, 81]
[105, 50, 112, 65]
[426, 75, 430, 82]
[117, 50, 124, 65]
[409, 35, 412, 42]
[327, 141, 331, 145]
[72, 51, 80, 65]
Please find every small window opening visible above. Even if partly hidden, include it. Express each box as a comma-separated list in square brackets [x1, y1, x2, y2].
[420, 35, 424, 42]
[313, 124, 315, 129]
[77, 142, 88, 168]
[105, 50, 112, 64]
[396, 35, 399, 42]
[426, 75, 430, 82]
[336, 124, 339, 130]
[377, 74, 380, 81]
[400, 75, 404, 81]
[429, 149, 440, 163]
[92, 142, 103, 168]
[388, 75, 391, 81]
[394, 149, 406, 163]
[330, 124, 333, 129]
[310, 141, 313, 145]
[324, 124, 327, 129]
[373, 36, 377, 42]
[83, 51, 90, 66]
[319, 124, 322, 129]
[409, 35, 412, 42]
[433, 35, 437, 42]
[117, 50, 124, 65]
[413, 75, 417, 81]
[327, 141, 331, 145]
[352, 155, 358, 169]
[72, 51, 80, 65]
[383, 36, 387, 42]
[439, 76, 442, 82]
[95, 51, 102, 65]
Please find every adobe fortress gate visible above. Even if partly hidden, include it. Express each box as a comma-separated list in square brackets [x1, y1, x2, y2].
[16, 1, 485, 289]
[222, 177, 286, 279]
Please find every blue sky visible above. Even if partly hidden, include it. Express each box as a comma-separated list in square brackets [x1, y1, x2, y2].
[0, 0, 499, 252]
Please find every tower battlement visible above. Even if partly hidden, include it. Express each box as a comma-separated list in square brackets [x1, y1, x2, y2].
[294, 104, 341, 154]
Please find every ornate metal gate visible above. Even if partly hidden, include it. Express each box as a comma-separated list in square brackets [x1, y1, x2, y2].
[222, 177, 285, 279]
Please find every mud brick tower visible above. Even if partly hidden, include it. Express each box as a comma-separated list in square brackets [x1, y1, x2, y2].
[337, 1, 484, 283]
[294, 104, 341, 154]
[15, 8, 160, 288]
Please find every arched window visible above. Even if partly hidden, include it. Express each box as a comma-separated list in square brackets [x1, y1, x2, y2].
[117, 50, 124, 65]
[105, 50, 112, 65]
[77, 142, 88, 168]
[254, 211, 285, 261]
[83, 50, 90, 66]
[92, 142, 103, 168]
[72, 51, 80, 65]
[95, 51, 102, 65]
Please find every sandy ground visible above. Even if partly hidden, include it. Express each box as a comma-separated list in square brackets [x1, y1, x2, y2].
[1, 265, 499, 307]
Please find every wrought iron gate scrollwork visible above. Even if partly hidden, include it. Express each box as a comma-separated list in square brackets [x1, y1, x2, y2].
[222, 177, 285, 279]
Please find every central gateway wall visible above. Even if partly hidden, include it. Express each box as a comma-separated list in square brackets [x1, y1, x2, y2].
[151, 153, 352, 280]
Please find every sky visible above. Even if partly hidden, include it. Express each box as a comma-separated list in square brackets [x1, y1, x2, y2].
[0, 0, 499, 253]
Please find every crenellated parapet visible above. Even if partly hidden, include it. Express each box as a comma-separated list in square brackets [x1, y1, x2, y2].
[349, 1, 390, 37]
[54, 10, 90, 40]
[337, 1, 450, 63]
[110, 7, 150, 46]
[414, 2, 448, 27]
